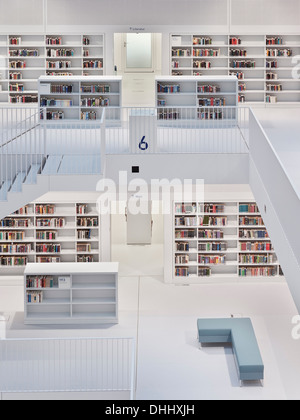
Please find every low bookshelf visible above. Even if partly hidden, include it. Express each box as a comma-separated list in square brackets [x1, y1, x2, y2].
[173, 201, 283, 283]
[38, 75, 122, 121]
[24, 262, 118, 325]
[155, 75, 238, 124]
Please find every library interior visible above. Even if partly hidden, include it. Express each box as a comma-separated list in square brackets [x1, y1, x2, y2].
[0, 0, 300, 401]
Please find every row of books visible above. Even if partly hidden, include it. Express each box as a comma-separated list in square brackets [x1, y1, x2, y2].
[193, 37, 212, 45]
[36, 244, 61, 254]
[239, 229, 269, 239]
[230, 37, 241, 45]
[193, 49, 220, 57]
[199, 216, 228, 226]
[172, 49, 191, 57]
[77, 229, 93, 240]
[239, 204, 259, 213]
[46, 72, 73, 77]
[36, 231, 57, 240]
[46, 61, 72, 69]
[9, 83, 24, 92]
[240, 242, 272, 251]
[175, 267, 212, 277]
[198, 242, 227, 251]
[238, 95, 246, 103]
[81, 84, 110, 93]
[157, 83, 180, 93]
[0, 219, 31, 228]
[37, 256, 60, 263]
[266, 37, 283, 45]
[266, 49, 292, 57]
[266, 60, 278, 68]
[198, 110, 223, 120]
[77, 255, 94, 262]
[201, 204, 225, 213]
[47, 49, 75, 57]
[175, 255, 189, 264]
[176, 242, 190, 251]
[239, 254, 276, 264]
[199, 255, 226, 264]
[238, 83, 246, 92]
[77, 217, 98, 227]
[199, 230, 224, 239]
[9, 72, 22, 80]
[198, 85, 220, 93]
[175, 203, 197, 214]
[239, 267, 277, 276]
[266, 72, 278, 80]
[230, 71, 244, 80]
[175, 217, 197, 227]
[0, 256, 27, 266]
[9, 95, 38, 103]
[198, 98, 226, 107]
[9, 37, 21, 45]
[41, 111, 64, 120]
[81, 97, 109, 107]
[9, 49, 39, 57]
[9, 61, 26, 68]
[0, 231, 25, 241]
[230, 49, 247, 57]
[266, 95, 277, 104]
[46, 37, 62, 45]
[40, 98, 73, 107]
[36, 218, 65, 228]
[83, 60, 103, 69]
[50, 84, 73, 93]
[81, 111, 97, 120]
[157, 110, 180, 120]
[26, 276, 55, 289]
[77, 243, 92, 252]
[27, 291, 43, 303]
[266, 84, 282, 92]
[13, 206, 29, 215]
[239, 216, 264, 226]
[231, 60, 256, 68]
[193, 60, 211, 69]
[0, 244, 32, 254]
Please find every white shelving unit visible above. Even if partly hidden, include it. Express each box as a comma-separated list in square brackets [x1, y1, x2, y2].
[170, 34, 300, 106]
[173, 201, 283, 283]
[155, 75, 238, 123]
[0, 201, 101, 276]
[38, 75, 122, 121]
[0, 33, 105, 105]
[24, 262, 118, 325]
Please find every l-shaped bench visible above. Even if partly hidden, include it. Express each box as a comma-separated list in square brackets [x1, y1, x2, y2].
[197, 318, 264, 386]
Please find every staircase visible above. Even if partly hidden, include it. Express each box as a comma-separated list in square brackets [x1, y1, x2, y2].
[0, 108, 105, 220]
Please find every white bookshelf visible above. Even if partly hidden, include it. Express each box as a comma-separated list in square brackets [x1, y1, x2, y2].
[24, 262, 118, 325]
[0, 33, 105, 105]
[173, 201, 283, 283]
[0, 201, 101, 276]
[156, 75, 238, 123]
[38, 75, 122, 121]
[170, 34, 300, 106]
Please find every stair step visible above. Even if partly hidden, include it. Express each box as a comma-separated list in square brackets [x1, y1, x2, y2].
[42, 155, 62, 175]
[9, 172, 26, 193]
[24, 164, 41, 185]
[59, 155, 101, 175]
[0, 180, 12, 202]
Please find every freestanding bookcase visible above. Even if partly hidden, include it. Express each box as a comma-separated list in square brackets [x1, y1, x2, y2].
[24, 262, 119, 325]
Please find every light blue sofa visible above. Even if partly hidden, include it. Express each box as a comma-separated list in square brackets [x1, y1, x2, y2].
[197, 318, 264, 386]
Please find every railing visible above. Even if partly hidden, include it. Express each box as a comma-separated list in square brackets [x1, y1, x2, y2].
[0, 337, 135, 398]
[105, 106, 250, 155]
[0, 107, 106, 199]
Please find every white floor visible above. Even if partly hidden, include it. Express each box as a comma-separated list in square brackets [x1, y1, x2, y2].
[1, 270, 300, 400]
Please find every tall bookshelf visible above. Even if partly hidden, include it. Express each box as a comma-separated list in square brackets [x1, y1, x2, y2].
[0, 34, 105, 105]
[173, 201, 283, 283]
[170, 34, 300, 106]
[38, 75, 122, 121]
[0, 200, 101, 276]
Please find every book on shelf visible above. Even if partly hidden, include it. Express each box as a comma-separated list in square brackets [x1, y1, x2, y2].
[172, 48, 191, 57]
[266, 37, 283, 45]
[157, 83, 180, 93]
[76, 217, 98, 227]
[40, 98, 73, 107]
[199, 216, 227, 227]
[50, 84, 73, 93]
[193, 48, 220, 57]
[239, 254, 276, 264]
[9, 60, 26, 69]
[26, 275, 54, 288]
[199, 203, 225, 213]
[239, 216, 263, 226]
[36, 256, 61, 263]
[83, 60, 103, 69]
[175, 229, 197, 239]
[77, 255, 94, 263]
[198, 229, 224, 239]
[230, 49, 247, 57]
[10, 95, 38, 104]
[36, 218, 65, 228]
[266, 72, 278, 80]
[13, 206, 29, 215]
[83, 36, 90, 46]
[27, 291, 43, 303]
[46, 37, 62, 45]
[81, 111, 97, 121]
[238, 83, 246, 92]
[0, 218, 31, 228]
[81, 84, 110, 94]
[46, 60, 72, 69]
[266, 84, 282, 92]
[40, 111, 65, 120]
[36, 231, 57, 240]
[77, 229, 92, 240]
[198, 97, 226, 107]
[9, 49, 39, 57]
[239, 242, 272, 251]
[175, 203, 197, 214]
[81, 97, 109, 107]
[175, 254, 189, 264]
[198, 255, 226, 264]
[176, 242, 190, 251]
[239, 203, 259, 213]
[0, 256, 27, 266]
[77, 243, 92, 252]
[239, 266, 277, 277]
[0, 244, 32, 254]
[9, 84, 24, 92]
[9, 72, 22, 80]
[229, 71, 244, 80]
[9, 37, 21, 45]
[230, 37, 242, 45]
[198, 85, 220, 93]
[266, 60, 278, 68]
[175, 216, 197, 227]
[193, 37, 212, 46]
[238, 94, 245, 104]
[158, 109, 180, 120]
[266, 48, 292, 57]
[239, 229, 269, 239]
[198, 242, 227, 251]
[193, 60, 211, 69]
[46, 72, 73, 77]
[231, 60, 256, 69]
[47, 48, 75, 57]
[266, 95, 277, 104]
[198, 267, 211, 277]
[0, 231, 25, 241]
[36, 243, 61, 254]
[175, 267, 189, 277]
